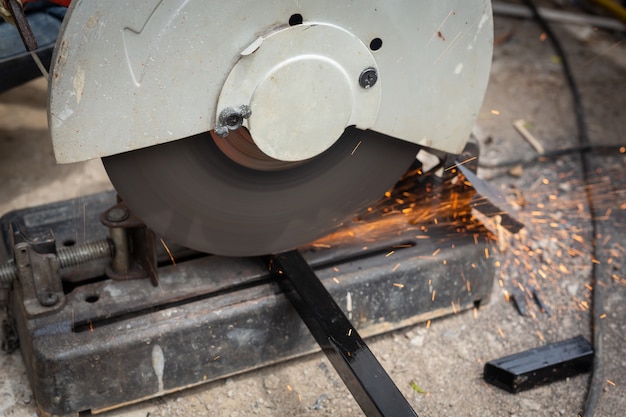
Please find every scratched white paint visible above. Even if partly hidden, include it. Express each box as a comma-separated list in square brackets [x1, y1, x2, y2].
[72, 66, 85, 105]
[52, 104, 74, 127]
[152, 344, 165, 392]
[469, 12, 491, 50]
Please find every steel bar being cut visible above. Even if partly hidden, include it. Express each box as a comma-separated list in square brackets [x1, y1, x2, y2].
[270, 250, 419, 417]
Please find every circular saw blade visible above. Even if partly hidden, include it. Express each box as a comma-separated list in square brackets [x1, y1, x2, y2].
[103, 128, 418, 256]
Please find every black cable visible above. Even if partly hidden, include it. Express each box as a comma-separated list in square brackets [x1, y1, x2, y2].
[520, 1, 604, 415]
[478, 144, 625, 169]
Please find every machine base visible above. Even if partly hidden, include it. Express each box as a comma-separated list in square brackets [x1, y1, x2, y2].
[2, 181, 495, 416]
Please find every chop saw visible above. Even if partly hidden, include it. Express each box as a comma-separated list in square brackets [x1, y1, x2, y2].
[48, 0, 492, 256]
[2, 1, 494, 416]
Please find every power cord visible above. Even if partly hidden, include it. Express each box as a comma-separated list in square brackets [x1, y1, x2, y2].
[478, 144, 625, 169]
[518, 1, 604, 415]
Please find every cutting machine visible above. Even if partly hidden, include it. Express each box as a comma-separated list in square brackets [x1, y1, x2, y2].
[48, 0, 493, 256]
[1, 1, 496, 416]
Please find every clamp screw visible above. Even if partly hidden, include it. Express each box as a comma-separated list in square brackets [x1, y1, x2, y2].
[359, 68, 378, 89]
[215, 105, 252, 138]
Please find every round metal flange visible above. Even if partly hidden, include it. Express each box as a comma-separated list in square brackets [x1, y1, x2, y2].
[103, 129, 418, 256]
[216, 23, 380, 162]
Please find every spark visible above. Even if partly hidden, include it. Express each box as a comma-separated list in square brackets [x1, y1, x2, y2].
[607, 379, 616, 386]
[332, 277, 340, 284]
[426, 320, 431, 329]
[490, 109, 500, 115]
[444, 156, 478, 171]
[600, 313, 607, 319]
[431, 290, 436, 301]
[160, 238, 176, 266]
[386, 250, 395, 257]
[393, 282, 405, 288]
[584, 40, 623, 65]
[347, 328, 353, 336]
[536, 330, 544, 342]
[313, 243, 331, 248]
[497, 327, 505, 338]
[350, 140, 362, 155]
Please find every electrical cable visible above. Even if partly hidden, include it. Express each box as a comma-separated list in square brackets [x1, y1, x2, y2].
[520, 1, 604, 415]
[478, 144, 626, 169]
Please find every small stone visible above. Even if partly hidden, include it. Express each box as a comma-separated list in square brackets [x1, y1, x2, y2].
[519, 398, 541, 411]
[567, 282, 579, 296]
[263, 374, 280, 390]
[410, 332, 426, 347]
[508, 165, 524, 178]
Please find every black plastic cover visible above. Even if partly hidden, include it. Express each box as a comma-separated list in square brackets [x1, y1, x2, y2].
[484, 335, 593, 393]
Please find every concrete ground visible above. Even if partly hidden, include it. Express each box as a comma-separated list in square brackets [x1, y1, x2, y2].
[1, 4, 625, 417]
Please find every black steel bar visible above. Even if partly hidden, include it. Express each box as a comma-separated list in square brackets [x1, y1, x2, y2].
[270, 250, 418, 417]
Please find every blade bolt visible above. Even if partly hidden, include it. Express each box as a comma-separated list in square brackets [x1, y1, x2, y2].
[215, 105, 252, 138]
[359, 68, 378, 89]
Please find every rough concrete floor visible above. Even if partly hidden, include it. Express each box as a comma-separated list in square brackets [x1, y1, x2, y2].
[1, 8, 626, 417]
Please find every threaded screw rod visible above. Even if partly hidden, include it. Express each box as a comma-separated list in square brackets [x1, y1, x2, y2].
[0, 238, 114, 285]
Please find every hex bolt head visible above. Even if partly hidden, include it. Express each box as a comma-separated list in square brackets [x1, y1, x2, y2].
[106, 207, 129, 223]
[359, 68, 378, 89]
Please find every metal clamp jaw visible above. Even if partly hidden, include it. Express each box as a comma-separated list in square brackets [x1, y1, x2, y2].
[10, 223, 65, 318]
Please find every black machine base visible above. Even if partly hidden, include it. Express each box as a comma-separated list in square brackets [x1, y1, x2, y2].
[2, 175, 496, 416]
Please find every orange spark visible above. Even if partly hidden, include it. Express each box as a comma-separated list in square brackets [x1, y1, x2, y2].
[160, 238, 176, 266]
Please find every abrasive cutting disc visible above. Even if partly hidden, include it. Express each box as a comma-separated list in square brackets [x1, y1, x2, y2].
[103, 128, 418, 256]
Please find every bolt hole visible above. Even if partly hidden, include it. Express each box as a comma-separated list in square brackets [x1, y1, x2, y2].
[226, 115, 241, 127]
[370, 37, 383, 51]
[85, 294, 99, 303]
[289, 13, 303, 26]
[63, 239, 76, 247]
